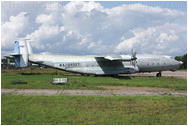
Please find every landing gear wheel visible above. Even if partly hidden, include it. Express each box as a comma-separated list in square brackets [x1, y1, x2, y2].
[156, 72, 161, 77]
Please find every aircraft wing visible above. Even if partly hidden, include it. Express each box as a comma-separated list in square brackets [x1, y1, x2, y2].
[95, 54, 122, 61]
[95, 54, 133, 61]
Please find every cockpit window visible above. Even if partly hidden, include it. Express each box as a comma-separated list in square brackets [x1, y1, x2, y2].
[163, 56, 174, 59]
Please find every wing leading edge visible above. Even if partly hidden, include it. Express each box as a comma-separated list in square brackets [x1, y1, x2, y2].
[95, 54, 132, 61]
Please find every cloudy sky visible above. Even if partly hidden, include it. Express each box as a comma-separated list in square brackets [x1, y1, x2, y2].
[1, 1, 187, 57]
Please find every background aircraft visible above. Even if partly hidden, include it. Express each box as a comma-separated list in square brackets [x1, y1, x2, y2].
[5, 39, 183, 77]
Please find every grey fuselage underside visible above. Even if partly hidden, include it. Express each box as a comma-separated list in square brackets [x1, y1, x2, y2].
[29, 54, 181, 75]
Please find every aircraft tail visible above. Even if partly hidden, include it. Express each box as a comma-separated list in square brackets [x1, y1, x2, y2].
[13, 39, 33, 67]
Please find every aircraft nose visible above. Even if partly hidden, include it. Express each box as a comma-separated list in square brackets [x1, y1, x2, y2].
[179, 61, 183, 65]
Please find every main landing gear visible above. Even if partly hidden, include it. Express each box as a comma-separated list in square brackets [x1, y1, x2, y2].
[156, 72, 162, 77]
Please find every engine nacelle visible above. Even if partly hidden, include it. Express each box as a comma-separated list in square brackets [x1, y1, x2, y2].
[120, 55, 132, 61]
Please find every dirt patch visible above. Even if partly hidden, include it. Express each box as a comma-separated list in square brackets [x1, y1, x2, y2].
[1, 88, 186, 97]
[97, 86, 172, 91]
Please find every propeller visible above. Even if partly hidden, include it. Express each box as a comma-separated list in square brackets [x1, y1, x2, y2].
[131, 48, 137, 67]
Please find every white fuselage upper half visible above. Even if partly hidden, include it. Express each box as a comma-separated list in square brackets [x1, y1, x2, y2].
[28, 54, 182, 75]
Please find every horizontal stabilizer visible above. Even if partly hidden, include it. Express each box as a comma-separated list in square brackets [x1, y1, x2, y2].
[4, 55, 14, 59]
[10, 53, 22, 56]
[4, 53, 22, 59]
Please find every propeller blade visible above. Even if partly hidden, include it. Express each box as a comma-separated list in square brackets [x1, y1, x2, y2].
[131, 48, 137, 60]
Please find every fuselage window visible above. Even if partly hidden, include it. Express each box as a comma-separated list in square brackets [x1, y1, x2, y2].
[147, 63, 149, 65]
[157, 63, 159, 65]
[152, 63, 154, 65]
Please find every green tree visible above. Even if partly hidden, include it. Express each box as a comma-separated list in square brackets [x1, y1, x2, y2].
[2, 58, 7, 64]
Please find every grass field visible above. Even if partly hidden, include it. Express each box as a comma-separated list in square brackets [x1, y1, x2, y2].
[177, 69, 187, 72]
[1, 68, 187, 125]
[1, 94, 187, 125]
[1, 68, 187, 90]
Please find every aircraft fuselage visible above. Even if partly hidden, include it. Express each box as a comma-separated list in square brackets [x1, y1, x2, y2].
[29, 54, 182, 75]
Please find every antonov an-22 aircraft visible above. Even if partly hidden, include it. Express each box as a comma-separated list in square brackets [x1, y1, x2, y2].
[5, 39, 183, 77]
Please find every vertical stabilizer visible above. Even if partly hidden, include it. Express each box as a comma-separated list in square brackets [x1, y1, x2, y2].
[13, 39, 32, 67]
[14, 41, 20, 66]
[26, 40, 33, 54]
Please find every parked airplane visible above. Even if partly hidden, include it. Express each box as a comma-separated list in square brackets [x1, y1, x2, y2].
[5, 39, 183, 77]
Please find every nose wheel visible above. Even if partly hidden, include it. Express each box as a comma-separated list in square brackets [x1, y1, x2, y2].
[156, 72, 162, 77]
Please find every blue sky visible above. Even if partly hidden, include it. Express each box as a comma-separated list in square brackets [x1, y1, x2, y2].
[1, 1, 187, 57]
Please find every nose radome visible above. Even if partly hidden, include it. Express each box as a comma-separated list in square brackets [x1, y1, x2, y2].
[179, 61, 183, 65]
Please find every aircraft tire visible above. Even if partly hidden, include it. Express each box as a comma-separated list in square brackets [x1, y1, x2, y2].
[156, 73, 161, 77]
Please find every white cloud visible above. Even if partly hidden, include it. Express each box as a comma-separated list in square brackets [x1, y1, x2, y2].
[25, 24, 61, 50]
[88, 42, 96, 49]
[1, 1, 187, 57]
[1, 12, 28, 49]
[36, 14, 54, 24]
[115, 23, 186, 55]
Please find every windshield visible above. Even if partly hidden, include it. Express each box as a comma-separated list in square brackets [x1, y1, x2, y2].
[163, 56, 174, 59]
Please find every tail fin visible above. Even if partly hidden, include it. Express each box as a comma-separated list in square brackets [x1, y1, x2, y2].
[13, 39, 32, 67]
[26, 40, 33, 54]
